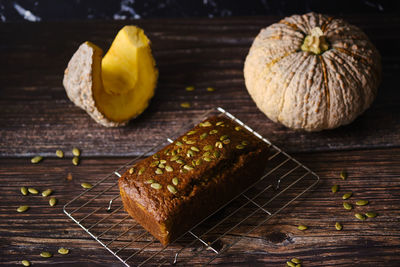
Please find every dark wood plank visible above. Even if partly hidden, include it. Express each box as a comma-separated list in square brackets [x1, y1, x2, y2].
[1, 148, 399, 266]
[1, 15, 399, 157]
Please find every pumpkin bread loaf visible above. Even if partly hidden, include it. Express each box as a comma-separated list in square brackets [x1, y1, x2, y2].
[119, 116, 270, 245]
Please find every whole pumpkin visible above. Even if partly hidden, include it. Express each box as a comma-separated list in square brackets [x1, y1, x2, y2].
[244, 12, 381, 131]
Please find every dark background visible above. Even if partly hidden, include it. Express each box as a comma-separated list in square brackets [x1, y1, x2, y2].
[0, 0, 398, 22]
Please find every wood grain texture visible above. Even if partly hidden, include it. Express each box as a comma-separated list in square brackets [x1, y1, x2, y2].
[0, 15, 399, 157]
[0, 148, 399, 266]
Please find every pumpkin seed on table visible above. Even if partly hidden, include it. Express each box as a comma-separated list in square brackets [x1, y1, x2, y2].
[365, 211, 378, 218]
[206, 87, 215, 92]
[155, 168, 163, 174]
[172, 177, 179, 186]
[58, 247, 70, 255]
[185, 86, 194, 91]
[72, 147, 81, 156]
[81, 182, 93, 189]
[190, 146, 200, 152]
[40, 251, 52, 258]
[355, 213, 366, 221]
[72, 156, 80, 166]
[236, 144, 245, 150]
[21, 260, 31, 266]
[56, 149, 64, 158]
[138, 167, 145, 175]
[42, 189, 53, 197]
[215, 141, 223, 149]
[287, 261, 296, 267]
[151, 183, 162, 190]
[185, 140, 196, 145]
[150, 160, 159, 167]
[297, 225, 308, 231]
[144, 179, 154, 184]
[49, 197, 57, 207]
[331, 184, 339, 193]
[355, 199, 369, 206]
[200, 121, 212, 127]
[222, 139, 230, 144]
[183, 165, 194, 171]
[340, 170, 347, 180]
[158, 163, 165, 169]
[343, 202, 353, 210]
[203, 145, 213, 151]
[129, 168, 134, 174]
[17, 205, 29, 213]
[342, 192, 352, 200]
[291, 258, 301, 264]
[234, 126, 241, 131]
[180, 102, 191, 108]
[20, 187, 28, 196]
[187, 130, 197, 135]
[209, 129, 218, 135]
[167, 185, 177, 194]
[335, 222, 343, 231]
[31, 156, 43, 164]
[165, 165, 173, 172]
[28, 188, 39, 194]
[200, 133, 208, 140]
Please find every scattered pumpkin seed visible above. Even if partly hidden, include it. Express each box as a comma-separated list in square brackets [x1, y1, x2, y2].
[17, 205, 29, 213]
[287, 261, 296, 267]
[165, 165, 173, 172]
[160, 159, 166, 164]
[49, 197, 57, 207]
[31, 156, 43, 164]
[216, 121, 224, 126]
[222, 139, 230, 144]
[155, 168, 163, 175]
[295, 264, 301, 267]
[297, 225, 308, 231]
[185, 86, 194, 91]
[186, 150, 195, 157]
[72, 156, 79, 166]
[203, 145, 213, 151]
[185, 140, 196, 145]
[200, 121, 212, 127]
[203, 157, 212, 162]
[195, 158, 203, 166]
[138, 167, 145, 175]
[41, 189, 53, 197]
[206, 87, 215, 92]
[180, 102, 191, 108]
[129, 168, 134, 174]
[365, 212, 378, 218]
[21, 260, 31, 266]
[335, 222, 343, 231]
[355, 213, 366, 221]
[81, 182, 93, 189]
[340, 170, 347, 180]
[72, 147, 81, 157]
[40, 251, 52, 258]
[171, 150, 177, 156]
[158, 163, 165, 169]
[177, 148, 182, 154]
[343, 202, 353, 210]
[144, 179, 154, 184]
[236, 144, 245, 150]
[151, 183, 162, 190]
[182, 136, 188, 142]
[167, 184, 177, 194]
[213, 151, 221, 158]
[183, 165, 194, 171]
[215, 141, 223, 148]
[187, 130, 197, 135]
[241, 141, 249, 146]
[56, 149, 64, 158]
[203, 152, 211, 157]
[200, 133, 208, 140]
[170, 155, 179, 162]
[164, 149, 170, 155]
[58, 247, 69, 255]
[28, 188, 39, 194]
[176, 141, 183, 146]
[291, 258, 302, 264]
[172, 177, 179, 186]
[20, 187, 28, 196]
[234, 126, 241, 131]
[356, 200, 369, 206]
[189, 146, 199, 152]
[176, 159, 184, 164]
[209, 129, 218, 135]
[150, 160, 160, 167]
[331, 184, 339, 193]
[152, 154, 159, 159]
[342, 192, 352, 200]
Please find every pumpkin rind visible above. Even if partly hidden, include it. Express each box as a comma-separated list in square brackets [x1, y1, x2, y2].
[244, 12, 381, 131]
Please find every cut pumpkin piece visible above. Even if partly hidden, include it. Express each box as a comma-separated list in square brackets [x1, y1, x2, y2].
[63, 25, 158, 127]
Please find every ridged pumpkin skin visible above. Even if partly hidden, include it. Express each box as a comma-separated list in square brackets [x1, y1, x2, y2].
[244, 12, 381, 131]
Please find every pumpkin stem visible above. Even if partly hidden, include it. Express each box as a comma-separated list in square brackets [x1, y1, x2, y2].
[301, 27, 330, 54]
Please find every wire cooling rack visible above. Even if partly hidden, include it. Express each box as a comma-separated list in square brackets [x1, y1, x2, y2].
[63, 107, 319, 266]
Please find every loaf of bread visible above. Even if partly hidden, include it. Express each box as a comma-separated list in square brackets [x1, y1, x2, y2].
[118, 116, 270, 245]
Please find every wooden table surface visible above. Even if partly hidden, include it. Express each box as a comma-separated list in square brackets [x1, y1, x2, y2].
[1, 15, 399, 266]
